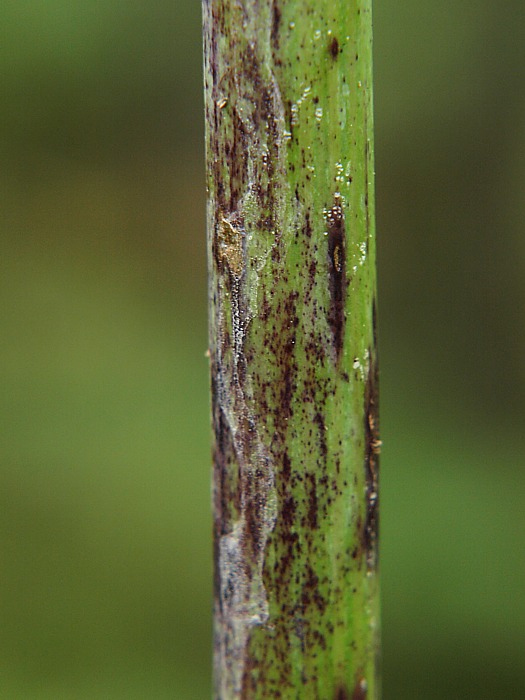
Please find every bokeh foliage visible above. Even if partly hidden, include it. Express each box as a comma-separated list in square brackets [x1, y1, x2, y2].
[1, 1, 524, 698]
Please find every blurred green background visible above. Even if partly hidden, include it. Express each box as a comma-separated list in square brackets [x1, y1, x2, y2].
[1, 1, 524, 698]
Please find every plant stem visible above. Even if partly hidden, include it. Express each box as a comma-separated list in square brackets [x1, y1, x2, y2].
[203, 1, 379, 697]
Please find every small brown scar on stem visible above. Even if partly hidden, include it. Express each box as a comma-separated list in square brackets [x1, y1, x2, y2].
[271, 1, 282, 49]
[326, 193, 347, 364]
[329, 36, 340, 59]
[334, 685, 350, 700]
[352, 678, 368, 700]
[363, 350, 380, 570]
[334, 679, 368, 700]
[335, 678, 367, 700]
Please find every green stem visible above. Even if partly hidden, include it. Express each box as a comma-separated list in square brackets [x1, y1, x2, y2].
[203, 1, 380, 697]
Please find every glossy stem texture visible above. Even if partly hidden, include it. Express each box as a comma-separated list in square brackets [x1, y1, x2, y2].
[203, 1, 380, 698]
